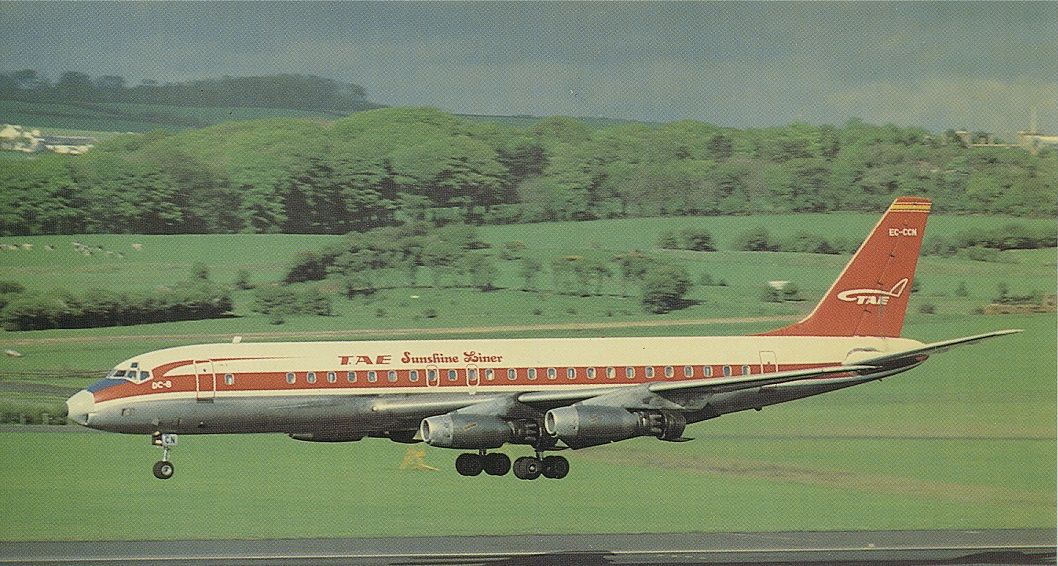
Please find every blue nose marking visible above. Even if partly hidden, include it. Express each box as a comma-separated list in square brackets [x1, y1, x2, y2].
[87, 379, 125, 393]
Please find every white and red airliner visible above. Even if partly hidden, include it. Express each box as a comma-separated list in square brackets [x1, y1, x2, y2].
[65, 197, 1018, 480]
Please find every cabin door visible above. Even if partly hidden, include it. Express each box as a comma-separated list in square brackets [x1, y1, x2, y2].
[195, 359, 216, 402]
[759, 351, 778, 374]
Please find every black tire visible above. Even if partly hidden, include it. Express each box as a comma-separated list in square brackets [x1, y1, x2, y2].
[512, 456, 541, 480]
[153, 460, 174, 480]
[483, 453, 511, 476]
[541, 455, 569, 479]
[455, 453, 483, 476]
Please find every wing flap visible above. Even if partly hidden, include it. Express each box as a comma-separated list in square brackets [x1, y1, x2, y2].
[518, 365, 873, 408]
[646, 365, 873, 394]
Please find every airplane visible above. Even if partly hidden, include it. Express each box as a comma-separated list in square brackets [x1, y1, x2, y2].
[64, 197, 1020, 480]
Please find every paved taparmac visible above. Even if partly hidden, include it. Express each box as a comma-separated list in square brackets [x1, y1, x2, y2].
[2, 529, 1054, 565]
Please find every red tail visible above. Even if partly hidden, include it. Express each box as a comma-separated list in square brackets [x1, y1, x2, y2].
[761, 197, 930, 337]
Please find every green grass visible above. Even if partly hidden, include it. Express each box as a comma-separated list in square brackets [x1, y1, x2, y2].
[0, 314, 1052, 540]
[0, 214, 1053, 540]
[0, 417, 1052, 541]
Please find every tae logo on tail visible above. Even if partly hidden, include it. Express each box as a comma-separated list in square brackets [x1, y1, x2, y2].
[837, 278, 909, 306]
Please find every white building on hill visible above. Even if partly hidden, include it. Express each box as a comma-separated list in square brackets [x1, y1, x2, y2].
[0, 124, 95, 154]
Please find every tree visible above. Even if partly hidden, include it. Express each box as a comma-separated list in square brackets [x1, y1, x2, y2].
[640, 264, 693, 313]
[459, 254, 499, 291]
[519, 257, 542, 291]
[55, 71, 94, 100]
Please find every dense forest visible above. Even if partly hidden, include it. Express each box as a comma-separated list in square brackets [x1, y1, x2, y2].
[1, 107, 1055, 236]
[0, 70, 377, 113]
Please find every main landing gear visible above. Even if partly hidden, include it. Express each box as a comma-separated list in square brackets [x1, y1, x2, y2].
[151, 432, 177, 480]
[455, 449, 569, 480]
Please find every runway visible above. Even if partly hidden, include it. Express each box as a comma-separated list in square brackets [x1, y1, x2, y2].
[2, 529, 1054, 565]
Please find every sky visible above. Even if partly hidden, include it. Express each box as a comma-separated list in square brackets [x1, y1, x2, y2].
[2, 2, 1056, 137]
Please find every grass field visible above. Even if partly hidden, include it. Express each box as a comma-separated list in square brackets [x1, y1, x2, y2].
[0, 213, 1054, 540]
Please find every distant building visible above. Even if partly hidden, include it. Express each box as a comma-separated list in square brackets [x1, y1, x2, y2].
[40, 135, 95, 155]
[1016, 130, 1058, 155]
[1015, 109, 1058, 155]
[0, 124, 95, 154]
[0, 124, 43, 153]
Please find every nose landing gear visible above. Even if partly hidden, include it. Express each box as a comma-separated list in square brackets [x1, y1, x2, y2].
[151, 433, 178, 480]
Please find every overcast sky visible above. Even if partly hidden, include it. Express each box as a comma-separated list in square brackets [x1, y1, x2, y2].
[2, 2, 1055, 136]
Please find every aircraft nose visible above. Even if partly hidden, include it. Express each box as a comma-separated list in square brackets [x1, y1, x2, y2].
[65, 390, 95, 427]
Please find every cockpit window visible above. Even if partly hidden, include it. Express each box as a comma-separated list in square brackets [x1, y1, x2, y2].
[139, 371, 150, 381]
[113, 370, 126, 377]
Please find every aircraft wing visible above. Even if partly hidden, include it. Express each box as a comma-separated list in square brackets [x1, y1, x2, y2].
[845, 329, 1022, 367]
[516, 364, 873, 410]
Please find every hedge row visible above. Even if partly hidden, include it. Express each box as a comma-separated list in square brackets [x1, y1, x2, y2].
[923, 223, 1057, 256]
[0, 281, 233, 331]
[732, 227, 857, 254]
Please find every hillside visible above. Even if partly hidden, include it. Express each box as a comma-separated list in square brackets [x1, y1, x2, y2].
[0, 99, 378, 132]
[3, 108, 1056, 239]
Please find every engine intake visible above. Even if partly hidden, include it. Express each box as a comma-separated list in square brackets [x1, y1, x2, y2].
[544, 406, 686, 449]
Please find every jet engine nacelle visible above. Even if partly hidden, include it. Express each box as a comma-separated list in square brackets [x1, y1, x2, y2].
[544, 405, 686, 449]
[420, 414, 514, 449]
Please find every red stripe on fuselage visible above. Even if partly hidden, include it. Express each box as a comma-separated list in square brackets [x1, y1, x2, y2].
[90, 362, 839, 404]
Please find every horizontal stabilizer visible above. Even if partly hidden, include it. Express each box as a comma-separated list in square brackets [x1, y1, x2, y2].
[845, 329, 1022, 366]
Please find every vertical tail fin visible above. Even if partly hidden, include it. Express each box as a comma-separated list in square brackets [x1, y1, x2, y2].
[760, 197, 930, 337]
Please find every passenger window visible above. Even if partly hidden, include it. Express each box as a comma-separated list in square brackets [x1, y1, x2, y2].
[606, 367, 615, 379]
[327, 371, 336, 383]
[723, 366, 731, 377]
[528, 368, 537, 380]
[645, 366, 655, 378]
[684, 365, 693, 378]
[507, 368, 517, 381]
[547, 368, 557, 380]
[742, 365, 751, 376]
[626, 367, 635, 379]
[307, 372, 316, 384]
[567, 367, 576, 379]
[286, 372, 295, 384]
[347, 371, 356, 383]
[224, 373, 234, 385]
[664, 366, 674, 378]
[485, 369, 495, 381]
[704, 366, 713, 377]
[410, 370, 419, 382]
[388, 370, 398, 382]
[587, 367, 596, 379]
[428, 369, 438, 381]
[469, 368, 478, 379]
[447, 369, 457, 382]
[368, 371, 377, 383]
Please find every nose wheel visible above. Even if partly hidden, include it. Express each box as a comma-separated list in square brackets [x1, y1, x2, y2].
[151, 433, 178, 480]
[152, 460, 175, 480]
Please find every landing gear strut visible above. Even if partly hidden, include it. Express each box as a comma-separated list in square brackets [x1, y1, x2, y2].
[151, 433, 177, 480]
